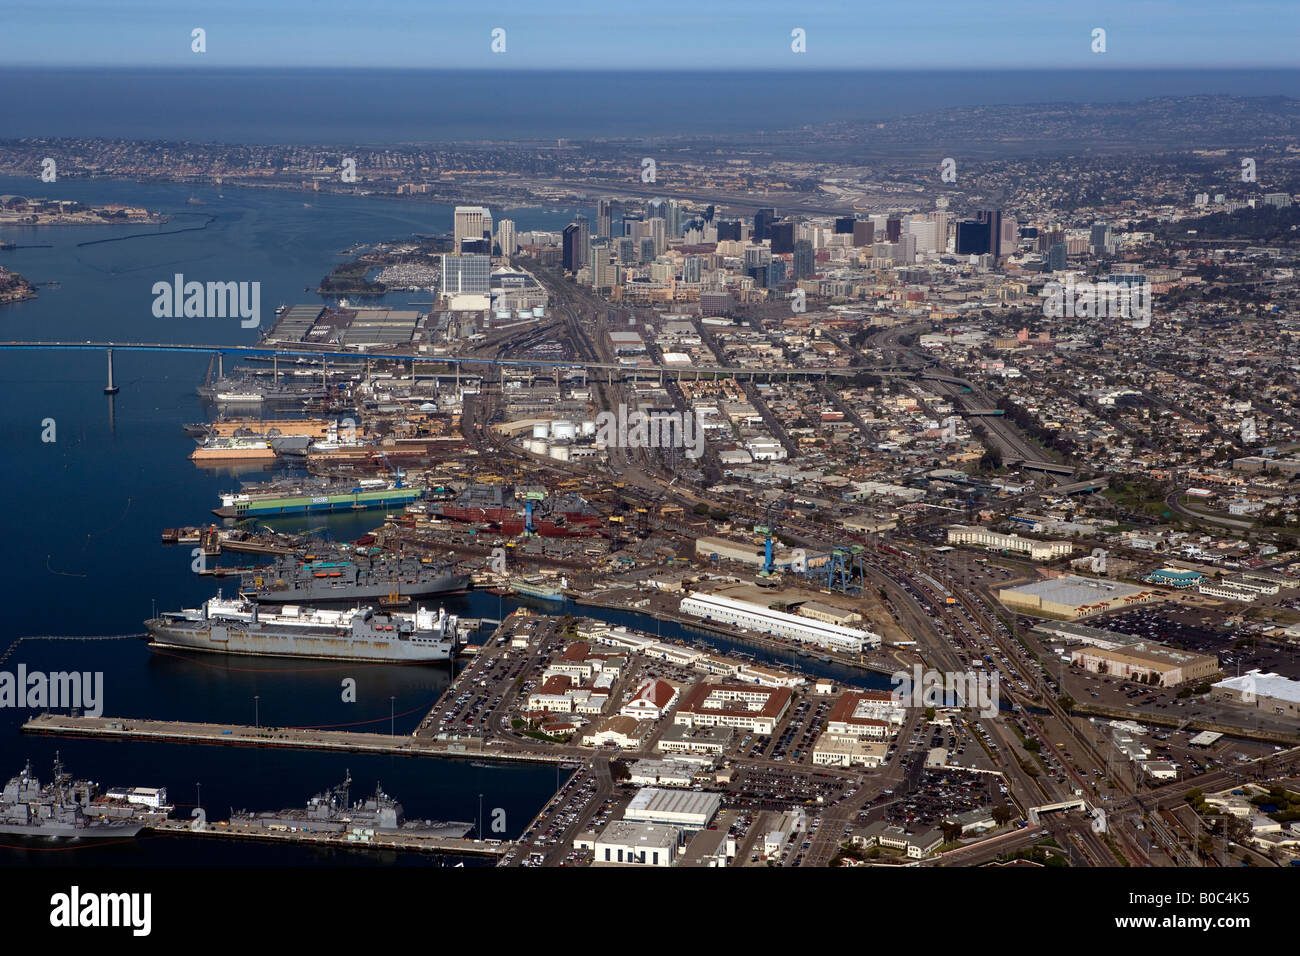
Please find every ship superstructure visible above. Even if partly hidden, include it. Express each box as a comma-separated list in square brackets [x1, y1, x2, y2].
[230, 771, 472, 838]
[0, 756, 170, 839]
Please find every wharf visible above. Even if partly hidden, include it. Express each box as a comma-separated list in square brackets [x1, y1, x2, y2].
[149, 819, 504, 857]
[216, 538, 299, 556]
[22, 713, 572, 764]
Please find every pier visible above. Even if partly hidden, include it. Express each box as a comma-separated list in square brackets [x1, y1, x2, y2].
[149, 819, 504, 857]
[22, 713, 571, 764]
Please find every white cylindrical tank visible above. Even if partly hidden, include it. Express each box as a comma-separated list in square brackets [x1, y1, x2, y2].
[532, 422, 551, 439]
[579, 420, 596, 437]
[549, 445, 571, 462]
[551, 420, 577, 440]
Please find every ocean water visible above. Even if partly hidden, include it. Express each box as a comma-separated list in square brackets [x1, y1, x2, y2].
[2, 69, 1298, 143]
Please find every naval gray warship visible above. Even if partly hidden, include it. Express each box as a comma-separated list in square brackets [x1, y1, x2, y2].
[231, 771, 472, 837]
[240, 550, 469, 606]
[0, 755, 170, 839]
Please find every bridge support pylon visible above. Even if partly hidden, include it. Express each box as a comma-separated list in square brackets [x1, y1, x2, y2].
[103, 349, 120, 395]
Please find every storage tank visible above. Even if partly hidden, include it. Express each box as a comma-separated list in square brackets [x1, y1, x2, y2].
[551, 420, 577, 440]
[524, 438, 549, 455]
[532, 422, 551, 439]
[549, 445, 571, 462]
[579, 420, 596, 437]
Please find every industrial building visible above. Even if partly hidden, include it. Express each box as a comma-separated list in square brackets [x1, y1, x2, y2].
[1211, 671, 1300, 718]
[947, 525, 1075, 561]
[623, 787, 721, 830]
[997, 575, 1157, 619]
[811, 732, 888, 768]
[1068, 643, 1219, 687]
[679, 592, 880, 653]
[590, 820, 680, 867]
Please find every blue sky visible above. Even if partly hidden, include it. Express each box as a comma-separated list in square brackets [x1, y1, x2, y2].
[2, 0, 1297, 69]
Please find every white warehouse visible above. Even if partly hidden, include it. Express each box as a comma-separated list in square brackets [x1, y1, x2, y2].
[679, 592, 880, 653]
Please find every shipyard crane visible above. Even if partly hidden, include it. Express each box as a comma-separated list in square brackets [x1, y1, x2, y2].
[372, 445, 406, 488]
[756, 498, 792, 575]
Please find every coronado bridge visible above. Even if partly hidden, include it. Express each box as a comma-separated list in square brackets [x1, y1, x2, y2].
[0, 340, 880, 390]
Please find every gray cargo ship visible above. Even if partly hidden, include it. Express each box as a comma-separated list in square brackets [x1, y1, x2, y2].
[146, 595, 459, 663]
[240, 551, 469, 606]
[0, 756, 170, 840]
[231, 771, 472, 838]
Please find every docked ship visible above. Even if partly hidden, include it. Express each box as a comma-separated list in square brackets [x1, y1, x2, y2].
[431, 484, 602, 537]
[240, 551, 469, 605]
[146, 595, 460, 662]
[0, 756, 170, 840]
[230, 771, 472, 839]
[214, 477, 423, 518]
[508, 574, 566, 602]
[190, 435, 279, 461]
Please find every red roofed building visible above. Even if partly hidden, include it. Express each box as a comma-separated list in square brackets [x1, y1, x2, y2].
[673, 682, 792, 735]
[620, 679, 679, 720]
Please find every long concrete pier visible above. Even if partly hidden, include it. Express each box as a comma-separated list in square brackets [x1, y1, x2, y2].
[149, 819, 504, 857]
[22, 713, 569, 764]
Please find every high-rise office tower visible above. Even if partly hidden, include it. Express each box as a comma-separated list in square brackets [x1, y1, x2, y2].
[767, 259, 787, 287]
[666, 199, 682, 239]
[744, 245, 770, 269]
[1048, 242, 1068, 271]
[852, 221, 874, 247]
[978, 209, 1003, 259]
[1089, 223, 1112, 255]
[622, 213, 644, 239]
[597, 199, 613, 239]
[682, 256, 703, 283]
[770, 221, 795, 255]
[793, 239, 814, 280]
[574, 215, 590, 269]
[441, 254, 491, 296]
[496, 218, 515, 259]
[647, 217, 666, 256]
[638, 237, 656, 264]
[956, 220, 991, 256]
[753, 208, 776, 242]
[454, 206, 492, 253]
[589, 237, 614, 290]
[562, 223, 582, 272]
[834, 216, 857, 235]
[617, 237, 636, 265]
[886, 215, 902, 243]
[716, 219, 742, 242]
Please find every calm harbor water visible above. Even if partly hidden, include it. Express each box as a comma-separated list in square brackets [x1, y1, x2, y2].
[0, 173, 883, 864]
